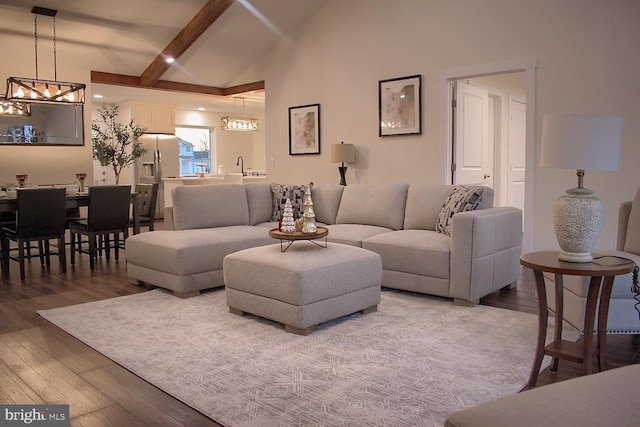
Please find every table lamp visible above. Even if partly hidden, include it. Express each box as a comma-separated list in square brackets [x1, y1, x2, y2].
[540, 114, 622, 262]
[330, 141, 355, 186]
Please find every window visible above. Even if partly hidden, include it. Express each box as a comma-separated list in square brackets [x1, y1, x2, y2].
[175, 127, 213, 176]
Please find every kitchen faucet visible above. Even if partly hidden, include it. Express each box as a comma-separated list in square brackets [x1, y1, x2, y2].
[236, 156, 244, 175]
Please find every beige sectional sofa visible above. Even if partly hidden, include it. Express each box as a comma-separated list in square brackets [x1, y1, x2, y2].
[125, 182, 523, 304]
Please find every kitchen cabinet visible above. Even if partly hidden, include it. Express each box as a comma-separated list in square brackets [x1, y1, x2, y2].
[131, 104, 175, 134]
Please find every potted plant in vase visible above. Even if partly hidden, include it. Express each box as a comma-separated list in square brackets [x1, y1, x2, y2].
[92, 104, 147, 185]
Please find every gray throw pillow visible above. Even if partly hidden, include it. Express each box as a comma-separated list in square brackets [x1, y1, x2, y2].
[270, 183, 306, 221]
[435, 186, 484, 236]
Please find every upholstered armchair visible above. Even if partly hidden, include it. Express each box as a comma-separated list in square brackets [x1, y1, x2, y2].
[544, 187, 640, 334]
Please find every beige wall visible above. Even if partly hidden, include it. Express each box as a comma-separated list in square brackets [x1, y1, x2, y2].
[235, 0, 640, 252]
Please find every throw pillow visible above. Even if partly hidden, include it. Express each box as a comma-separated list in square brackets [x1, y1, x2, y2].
[435, 186, 484, 236]
[270, 183, 306, 221]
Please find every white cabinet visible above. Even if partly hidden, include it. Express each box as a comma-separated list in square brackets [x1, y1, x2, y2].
[130, 104, 175, 134]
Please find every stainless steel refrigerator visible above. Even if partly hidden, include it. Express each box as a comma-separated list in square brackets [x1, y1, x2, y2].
[135, 133, 179, 219]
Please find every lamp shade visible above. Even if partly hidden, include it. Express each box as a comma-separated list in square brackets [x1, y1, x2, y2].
[330, 143, 355, 164]
[540, 114, 622, 171]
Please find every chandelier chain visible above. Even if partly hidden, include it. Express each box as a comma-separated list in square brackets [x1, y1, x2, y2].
[34, 14, 38, 79]
[53, 15, 57, 81]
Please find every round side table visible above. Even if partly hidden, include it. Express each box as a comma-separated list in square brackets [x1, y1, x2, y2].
[520, 251, 635, 388]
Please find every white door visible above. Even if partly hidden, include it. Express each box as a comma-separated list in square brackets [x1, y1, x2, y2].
[453, 81, 491, 186]
[507, 97, 526, 221]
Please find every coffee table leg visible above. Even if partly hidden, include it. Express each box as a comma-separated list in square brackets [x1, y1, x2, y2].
[527, 269, 548, 388]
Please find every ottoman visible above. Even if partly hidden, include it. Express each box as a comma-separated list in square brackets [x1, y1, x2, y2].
[223, 242, 382, 335]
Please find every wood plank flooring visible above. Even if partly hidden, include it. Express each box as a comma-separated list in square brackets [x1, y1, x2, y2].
[1, 230, 638, 426]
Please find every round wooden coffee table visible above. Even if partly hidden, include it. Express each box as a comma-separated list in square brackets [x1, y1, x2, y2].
[269, 226, 329, 252]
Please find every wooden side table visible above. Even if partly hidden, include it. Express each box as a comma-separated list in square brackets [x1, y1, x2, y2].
[269, 226, 329, 252]
[520, 251, 635, 388]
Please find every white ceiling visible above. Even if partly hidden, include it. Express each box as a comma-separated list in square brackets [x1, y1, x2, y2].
[0, 0, 328, 113]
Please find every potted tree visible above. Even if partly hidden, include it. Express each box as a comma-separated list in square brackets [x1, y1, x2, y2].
[92, 104, 147, 184]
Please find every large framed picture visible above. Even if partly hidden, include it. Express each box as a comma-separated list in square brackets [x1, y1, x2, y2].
[378, 74, 422, 137]
[289, 103, 320, 155]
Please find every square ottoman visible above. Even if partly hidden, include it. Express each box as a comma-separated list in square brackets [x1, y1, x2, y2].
[223, 242, 382, 335]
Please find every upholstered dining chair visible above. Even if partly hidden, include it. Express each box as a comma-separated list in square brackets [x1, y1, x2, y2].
[120, 183, 158, 248]
[131, 183, 158, 233]
[1, 188, 67, 280]
[0, 211, 16, 273]
[69, 185, 131, 271]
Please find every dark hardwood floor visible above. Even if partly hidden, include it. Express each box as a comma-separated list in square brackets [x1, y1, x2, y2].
[1, 229, 638, 426]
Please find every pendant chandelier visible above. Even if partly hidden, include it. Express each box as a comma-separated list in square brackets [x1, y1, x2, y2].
[5, 6, 85, 105]
[221, 98, 258, 131]
[0, 96, 31, 117]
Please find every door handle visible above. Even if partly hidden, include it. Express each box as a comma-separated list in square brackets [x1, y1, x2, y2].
[484, 174, 491, 179]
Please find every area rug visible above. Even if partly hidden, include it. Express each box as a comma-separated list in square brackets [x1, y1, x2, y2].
[38, 288, 578, 427]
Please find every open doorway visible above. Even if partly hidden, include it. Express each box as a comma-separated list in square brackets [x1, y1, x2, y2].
[439, 59, 537, 252]
[450, 73, 526, 211]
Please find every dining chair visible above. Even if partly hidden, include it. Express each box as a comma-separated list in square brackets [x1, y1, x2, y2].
[1, 188, 67, 280]
[132, 183, 158, 233]
[0, 211, 16, 273]
[120, 183, 158, 248]
[69, 185, 131, 271]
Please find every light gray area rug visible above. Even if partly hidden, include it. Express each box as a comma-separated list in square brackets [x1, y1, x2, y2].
[38, 289, 579, 427]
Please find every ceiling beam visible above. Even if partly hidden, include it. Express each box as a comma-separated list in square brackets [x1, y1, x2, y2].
[138, 0, 235, 87]
[91, 71, 264, 97]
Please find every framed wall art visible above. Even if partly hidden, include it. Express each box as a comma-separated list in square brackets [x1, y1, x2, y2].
[289, 103, 320, 155]
[378, 74, 422, 137]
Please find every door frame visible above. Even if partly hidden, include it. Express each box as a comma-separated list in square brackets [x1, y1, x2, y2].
[438, 58, 538, 252]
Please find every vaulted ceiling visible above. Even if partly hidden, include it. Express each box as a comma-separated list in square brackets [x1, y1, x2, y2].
[0, 0, 328, 112]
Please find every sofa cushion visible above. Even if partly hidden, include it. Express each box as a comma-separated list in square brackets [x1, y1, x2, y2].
[325, 224, 393, 247]
[311, 184, 344, 225]
[435, 186, 484, 236]
[363, 230, 450, 279]
[246, 183, 273, 225]
[404, 184, 494, 231]
[335, 183, 408, 230]
[404, 184, 458, 231]
[270, 183, 306, 221]
[172, 184, 249, 230]
[624, 186, 640, 255]
[125, 227, 274, 275]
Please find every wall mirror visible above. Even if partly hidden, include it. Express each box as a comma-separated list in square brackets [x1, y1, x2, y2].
[0, 103, 84, 146]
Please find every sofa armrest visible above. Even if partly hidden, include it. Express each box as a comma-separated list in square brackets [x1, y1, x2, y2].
[617, 201, 633, 251]
[163, 205, 176, 230]
[449, 207, 523, 304]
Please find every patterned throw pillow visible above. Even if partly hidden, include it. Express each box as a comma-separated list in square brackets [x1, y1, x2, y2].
[435, 186, 484, 236]
[270, 183, 306, 221]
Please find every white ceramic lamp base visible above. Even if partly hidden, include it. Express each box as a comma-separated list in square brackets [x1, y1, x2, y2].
[553, 187, 604, 263]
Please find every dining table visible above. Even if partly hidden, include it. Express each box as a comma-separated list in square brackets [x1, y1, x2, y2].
[0, 192, 141, 235]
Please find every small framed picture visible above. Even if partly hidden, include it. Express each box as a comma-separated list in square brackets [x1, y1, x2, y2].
[379, 74, 422, 137]
[289, 103, 320, 155]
